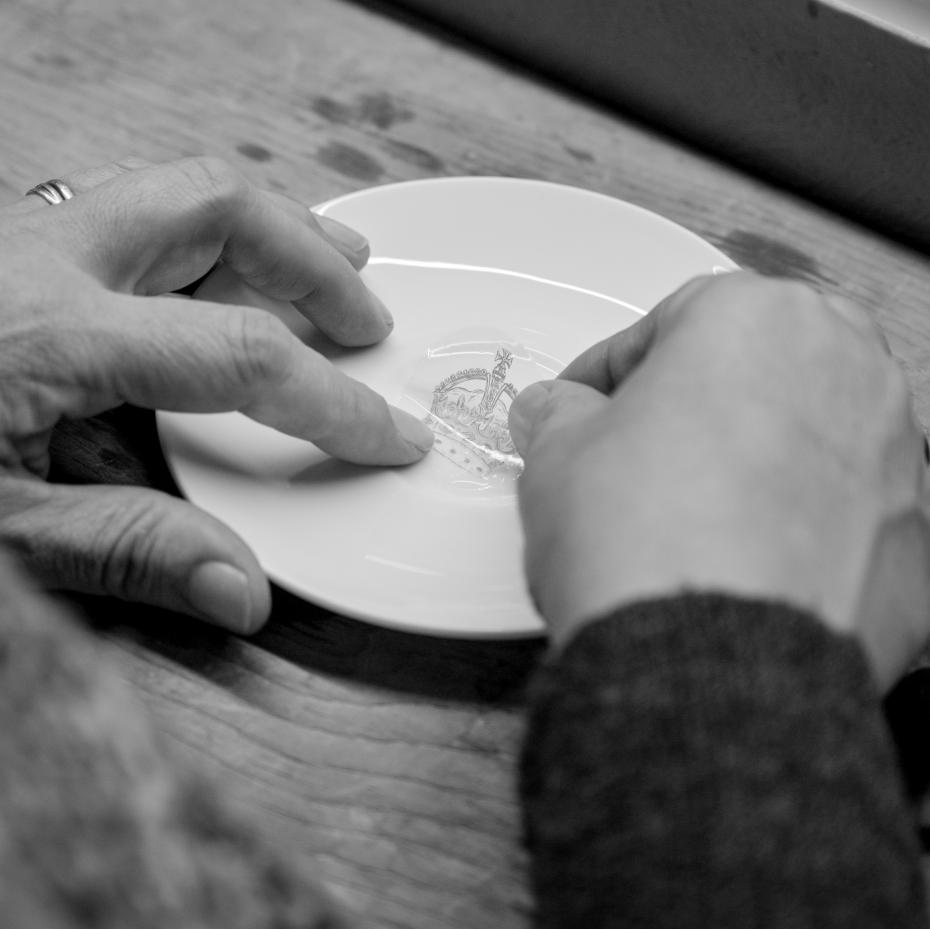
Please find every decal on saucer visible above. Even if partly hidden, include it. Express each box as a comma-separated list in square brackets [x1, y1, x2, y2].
[424, 346, 523, 480]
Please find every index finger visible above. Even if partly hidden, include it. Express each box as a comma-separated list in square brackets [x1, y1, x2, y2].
[81, 292, 433, 466]
[559, 275, 718, 393]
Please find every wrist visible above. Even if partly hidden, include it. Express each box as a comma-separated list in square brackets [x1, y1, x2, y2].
[534, 485, 865, 654]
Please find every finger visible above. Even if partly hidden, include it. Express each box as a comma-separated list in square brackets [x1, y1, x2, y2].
[262, 189, 370, 271]
[10, 157, 154, 215]
[509, 379, 608, 457]
[36, 157, 394, 346]
[0, 478, 271, 633]
[314, 213, 370, 270]
[192, 263, 309, 338]
[57, 156, 156, 193]
[559, 312, 659, 394]
[86, 292, 433, 464]
[12, 159, 372, 281]
[559, 276, 712, 392]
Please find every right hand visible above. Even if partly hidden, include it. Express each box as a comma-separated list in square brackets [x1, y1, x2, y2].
[510, 272, 930, 690]
[0, 157, 433, 633]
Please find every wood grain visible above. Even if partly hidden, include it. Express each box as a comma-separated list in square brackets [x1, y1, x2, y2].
[3, 0, 930, 925]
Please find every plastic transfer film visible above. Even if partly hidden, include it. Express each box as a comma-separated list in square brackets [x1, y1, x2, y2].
[423, 345, 524, 482]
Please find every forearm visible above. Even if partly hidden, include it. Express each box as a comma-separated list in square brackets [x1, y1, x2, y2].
[520, 593, 927, 928]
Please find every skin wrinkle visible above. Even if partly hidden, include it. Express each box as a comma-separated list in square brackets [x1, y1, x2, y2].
[515, 274, 930, 684]
[0, 155, 430, 632]
[224, 307, 296, 400]
[90, 498, 161, 601]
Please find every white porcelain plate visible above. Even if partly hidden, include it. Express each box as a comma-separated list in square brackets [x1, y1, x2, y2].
[157, 177, 736, 638]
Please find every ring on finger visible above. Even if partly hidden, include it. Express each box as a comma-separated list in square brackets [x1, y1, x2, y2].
[24, 179, 75, 206]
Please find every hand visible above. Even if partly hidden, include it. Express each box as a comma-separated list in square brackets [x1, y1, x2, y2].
[0, 157, 432, 633]
[509, 272, 930, 690]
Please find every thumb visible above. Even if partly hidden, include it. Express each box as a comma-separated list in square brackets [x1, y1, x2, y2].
[0, 479, 271, 633]
[509, 379, 609, 458]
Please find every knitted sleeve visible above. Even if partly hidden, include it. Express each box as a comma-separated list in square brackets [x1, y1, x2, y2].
[520, 593, 928, 928]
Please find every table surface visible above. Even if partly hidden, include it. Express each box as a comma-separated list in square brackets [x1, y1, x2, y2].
[4, 0, 930, 926]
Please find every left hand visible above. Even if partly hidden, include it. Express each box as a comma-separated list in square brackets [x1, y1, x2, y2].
[0, 157, 433, 632]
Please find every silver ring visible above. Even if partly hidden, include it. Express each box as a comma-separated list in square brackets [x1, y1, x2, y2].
[25, 179, 75, 206]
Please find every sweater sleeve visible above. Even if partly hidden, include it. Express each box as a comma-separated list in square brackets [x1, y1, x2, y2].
[519, 593, 928, 929]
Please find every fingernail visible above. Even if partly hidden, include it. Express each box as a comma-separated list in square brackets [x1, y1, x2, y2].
[373, 292, 394, 331]
[315, 213, 370, 256]
[508, 381, 554, 454]
[186, 561, 253, 632]
[391, 408, 434, 455]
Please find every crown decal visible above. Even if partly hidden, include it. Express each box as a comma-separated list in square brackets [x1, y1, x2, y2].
[424, 346, 523, 480]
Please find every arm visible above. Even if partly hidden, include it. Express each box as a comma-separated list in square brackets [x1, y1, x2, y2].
[509, 274, 930, 927]
[520, 594, 927, 928]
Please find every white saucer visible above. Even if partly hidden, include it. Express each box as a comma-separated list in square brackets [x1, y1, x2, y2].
[157, 177, 736, 638]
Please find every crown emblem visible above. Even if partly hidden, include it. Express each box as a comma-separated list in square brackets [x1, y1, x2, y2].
[424, 346, 523, 480]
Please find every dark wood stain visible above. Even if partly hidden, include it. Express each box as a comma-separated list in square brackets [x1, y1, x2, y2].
[357, 91, 413, 129]
[464, 165, 544, 182]
[381, 138, 444, 172]
[713, 230, 834, 285]
[236, 142, 273, 162]
[33, 52, 75, 68]
[316, 141, 385, 181]
[311, 95, 352, 123]
[564, 145, 595, 163]
[311, 92, 413, 130]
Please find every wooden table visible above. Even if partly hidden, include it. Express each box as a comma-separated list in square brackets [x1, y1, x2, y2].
[3, 0, 930, 926]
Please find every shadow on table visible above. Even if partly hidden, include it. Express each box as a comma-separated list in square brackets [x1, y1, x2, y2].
[51, 406, 545, 707]
[78, 585, 545, 708]
[263, 585, 545, 705]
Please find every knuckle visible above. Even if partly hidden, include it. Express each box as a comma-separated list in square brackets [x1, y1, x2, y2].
[0, 257, 91, 379]
[170, 156, 249, 218]
[694, 274, 839, 332]
[313, 376, 373, 442]
[226, 308, 293, 387]
[673, 271, 774, 322]
[94, 496, 163, 600]
[744, 276, 821, 316]
[89, 157, 149, 184]
[725, 272, 812, 304]
[112, 154, 152, 172]
[335, 379, 370, 425]
[824, 291, 868, 321]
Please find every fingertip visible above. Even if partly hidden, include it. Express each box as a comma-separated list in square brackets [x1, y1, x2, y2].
[294, 278, 394, 348]
[244, 570, 273, 634]
[371, 290, 394, 334]
[509, 381, 555, 455]
[390, 407, 434, 459]
[511, 380, 610, 458]
[185, 560, 271, 635]
[13, 481, 272, 635]
[314, 213, 370, 270]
